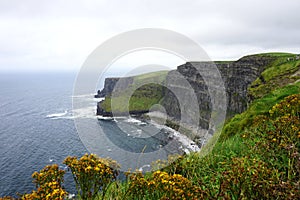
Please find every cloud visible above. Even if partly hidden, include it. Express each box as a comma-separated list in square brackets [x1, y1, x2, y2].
[0, 0, 299, 72]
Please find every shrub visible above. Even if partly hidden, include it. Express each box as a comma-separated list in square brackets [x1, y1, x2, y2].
[63, 153, 119, 200]
[21, 164, 67, 200]
[125, 170, 208, 200]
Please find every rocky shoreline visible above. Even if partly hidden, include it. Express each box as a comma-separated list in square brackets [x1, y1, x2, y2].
[95, 55, 284, 153]
[97, 113, 201, 154]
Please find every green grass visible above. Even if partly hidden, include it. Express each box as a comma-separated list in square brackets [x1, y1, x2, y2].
[101, 84, 165, 113]
[100, 71, 168, 113]
[261, 60, 300, 81]
[133, 70, 168, 82]
[222, 81, 300, 140]
[254, 52, 295, 57]
[248, 54, 300, 100]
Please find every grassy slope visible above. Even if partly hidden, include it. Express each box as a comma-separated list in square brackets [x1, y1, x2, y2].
[104, 53, 300, 199]
[171, 53, 300, 199]
[248, 53, 300, 99]
[100, 70, 168, 113]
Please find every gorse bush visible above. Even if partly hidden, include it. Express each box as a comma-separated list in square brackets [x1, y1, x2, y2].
[63, 153, 120, 200]
[240, 94, 300, 199]
[21, 164, 67, 200]
[269, 93, 300, 118]
[125, 170, 208, 200]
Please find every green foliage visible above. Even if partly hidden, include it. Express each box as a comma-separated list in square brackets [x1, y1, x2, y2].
[222, 82, 300, 140]
[102, 83, 165, 113]
[254, 52, 295, 57]
[133, 70, 168, 83]
[101, 70, 167, 113]
[63, 154, 120, 200]
[248, 54, 300, 100]
[21, 164, 67, 200]
[160, 93, 300, 200]
[124, 170, 208, 200]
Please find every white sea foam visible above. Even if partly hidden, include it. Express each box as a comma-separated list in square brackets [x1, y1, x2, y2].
[71, 106, 97, 119]
[152, 121, 201, 153]
[125, 117, 142, 123]
[46, 111, 68, 118]
[47, 106, 98, 120]
[97, 116, 114, 120]
[71, 93, 94, 98]
[67, 194, 76, 199]
[138, 164, 151, 172]
[125, 117, 147, 126]
[94, 97, 105, 102]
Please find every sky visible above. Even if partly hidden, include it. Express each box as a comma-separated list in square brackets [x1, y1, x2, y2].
[0, 0, 300, 72]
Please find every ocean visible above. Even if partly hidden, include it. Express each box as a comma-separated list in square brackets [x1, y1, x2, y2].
[0, 72, 183, 197]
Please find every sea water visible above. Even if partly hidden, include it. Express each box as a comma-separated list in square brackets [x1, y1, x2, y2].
[0, 72, 183, 197]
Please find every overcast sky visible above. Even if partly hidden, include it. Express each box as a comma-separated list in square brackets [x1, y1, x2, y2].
[0, 0, 300, 72]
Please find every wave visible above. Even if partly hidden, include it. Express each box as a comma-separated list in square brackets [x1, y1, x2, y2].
[71, 93, 95, 98]
[46, 106, 98, 120]
[93, 97, 105, 102]
[138, 164, 151, 172]
[97, 116, 114, 121]
[46, 110, 68, 118]
[125, 117, 147, 126]
[151, 121, 201, 153]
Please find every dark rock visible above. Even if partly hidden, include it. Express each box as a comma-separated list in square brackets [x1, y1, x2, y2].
[96, 77, 134, 98]
[94, 90, 101, 98]
[96, 55, 276, 131]
[162, 55, 275, 129]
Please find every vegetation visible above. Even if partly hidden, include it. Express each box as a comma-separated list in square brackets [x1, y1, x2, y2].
[248, 53, 300, 100]
[102, 83, 165, 113]
[222, 82, 300, 140]
[100, 71, 168, 113]
[21, 164, 67, 200]
[4, 92, 297, 199]
[63, 154, 119, 199]
[1, 53, 300, 199]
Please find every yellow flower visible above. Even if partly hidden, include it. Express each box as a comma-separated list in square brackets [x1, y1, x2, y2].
[86, 166, 92, 170]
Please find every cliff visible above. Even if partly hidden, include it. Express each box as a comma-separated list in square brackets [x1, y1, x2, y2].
[95, 77, 134, 98]
[96, 53, 300, 132]
[162, 55, 276, 129]
[96, 71, 168, 116]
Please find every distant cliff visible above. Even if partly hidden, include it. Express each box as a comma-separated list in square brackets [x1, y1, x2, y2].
[96, 53, 300, 130]
[162, 55, 276, 129]
[96, 71, 168, 116]
[96, 77, 134, 98]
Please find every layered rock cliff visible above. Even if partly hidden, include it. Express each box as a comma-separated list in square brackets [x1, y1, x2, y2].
[96, 54, 278, 130]
[162, 55, 276, 129]
[96, 77, 134, 98]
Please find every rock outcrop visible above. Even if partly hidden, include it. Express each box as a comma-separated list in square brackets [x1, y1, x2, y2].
[95, 77, 134, 98]
[97, 55, 276, 130]
[162, 55, 275, 129]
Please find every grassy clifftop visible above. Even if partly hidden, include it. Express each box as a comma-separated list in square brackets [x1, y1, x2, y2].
[99, 70, 168, 113]
[248, 53, 300, 100]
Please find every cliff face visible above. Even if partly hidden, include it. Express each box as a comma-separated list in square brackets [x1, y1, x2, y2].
[162, 55, 275, 128]
[96, 77, 134, 98]
[97, 55, 276, 129]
